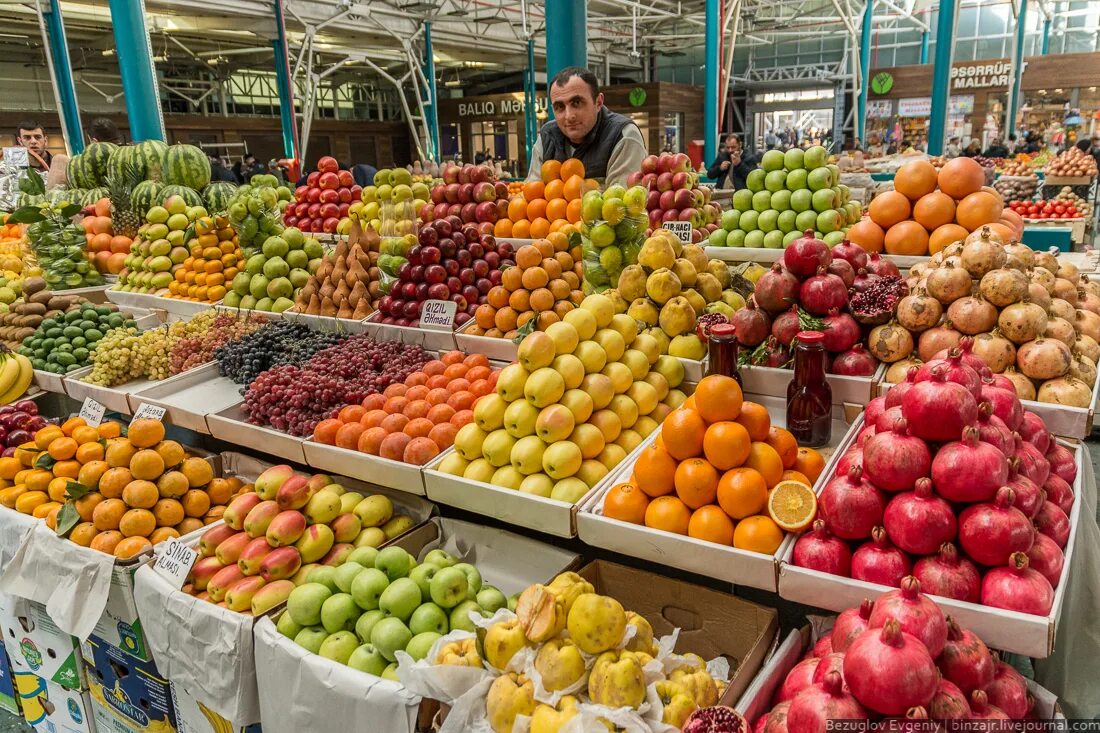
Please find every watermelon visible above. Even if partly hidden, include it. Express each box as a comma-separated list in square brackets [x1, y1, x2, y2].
[83, 142, 117, 185]
[202, 182, 237, 213]
[162, 144, 211, 190]
[82, 188, 108, 207]
[132, 180, 163, 215]
[106, 145, 142, 183]
[66, 153, 97, 189]
[137, 139, 168, 181]
[160, 185, 203, 207]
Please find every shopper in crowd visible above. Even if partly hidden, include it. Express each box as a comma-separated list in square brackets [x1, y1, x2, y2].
[352, 163, 379, 188]
[1023, 133, 1043, 154]
[526, 66, 646, 187]
[1075, 137, 1100, 168]
[209, 155, 236, 183]
[945, 137, 962, 158]
[707, 134, 757, 190]
[1007, 133, 1018, 155]
[88, 118, 121, 145]
[15, 119, 68, 187]
[962, 140, 981, 157]
[983, 137, 1010, 158]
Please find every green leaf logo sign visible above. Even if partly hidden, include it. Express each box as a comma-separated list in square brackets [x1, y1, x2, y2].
[629, 88, 647, 107]
[871, 72, 894, 95]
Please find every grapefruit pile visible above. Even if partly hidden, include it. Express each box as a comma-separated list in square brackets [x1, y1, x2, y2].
[850, 158, 1023, 256]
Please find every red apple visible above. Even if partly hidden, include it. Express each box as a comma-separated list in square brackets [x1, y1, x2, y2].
[641, 155, 659, 174]
[319, 189, 339, 204]
[318, 172, 339, 190]
[318, 156, 338, 173]
[338, 170, 354, 187]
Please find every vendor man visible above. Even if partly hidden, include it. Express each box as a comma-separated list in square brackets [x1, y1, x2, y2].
[527, 66, 647, 187]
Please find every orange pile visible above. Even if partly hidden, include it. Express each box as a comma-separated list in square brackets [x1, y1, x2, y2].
[469, 233, 585, 338]
[167, 215, 241, 302]
[602, 375, 823, 553]
[82, 198, 131, 274]
[0, 216, 22, 240]
[313, 351, 497, 465]
[851, 158, 1021, 256]
[495, 158, 596, 239]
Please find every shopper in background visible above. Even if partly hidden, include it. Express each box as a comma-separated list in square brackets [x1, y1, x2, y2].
[209, 155, 236, 183]
[15, 119, 68, 188]
[1006, 133, 1018, 155]
[962, 140, 981, 157]
[707, 134, 757, 190]
[352, 163, 379, 188]
[88, 118, 121, 145]
[945, 137, 962, 158]
[526, 66, 646, 187]
[983, 137, 1009, 158]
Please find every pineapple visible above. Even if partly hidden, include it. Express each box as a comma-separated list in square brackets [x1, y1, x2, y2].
[106, 164, 140, 238]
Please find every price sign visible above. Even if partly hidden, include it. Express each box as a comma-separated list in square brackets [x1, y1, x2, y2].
[153, 538, 199, 590]
[662, 221, 693, 243]
[2, 147, 28, 167]
[79, 398, 105, 427]
[132, 403, 167, 421]
[420, 299, 457, 331]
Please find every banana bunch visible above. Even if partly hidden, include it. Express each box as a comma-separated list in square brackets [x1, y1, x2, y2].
[0, 348, 32, 404]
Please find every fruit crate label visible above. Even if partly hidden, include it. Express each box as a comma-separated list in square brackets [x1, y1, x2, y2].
[79, 398, 105, 427]
[3, 147, 28, 167]
[153, 538, 198, 590]
[132, 403, 167, 422]
[662, 221, 693, 243]
[420, 300, 457, 331]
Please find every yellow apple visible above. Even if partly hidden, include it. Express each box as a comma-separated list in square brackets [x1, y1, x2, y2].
[619, 349, 650, 381]
[576, 459, 609, 488]
[474, 393, 508, 431]
[597, 444, 627, 470]
[627, 382, 659, 416]
[524, 368, 566, 408]
[654, 355, 685, 388]
[542, 441, 583, 480]
[589, 409, 623, 443]
[630, 334, 661, 364]
[510, 435, 548, 475]
[550, 477, 590, 503]
[463, 458, 496, 483]
[503, 399, 540, 438]
[496, 363, 531, 402]
[665, 389, 688, 409]
[573, 341, 607, 374]
[491, 465, 525, 490]
[601, 362, 633, 394]
[569, 424, 606, 459]
[439, 453, 469, 476]
[593, 329, 626, 362]
[580, 374, 614, 409]
[560, 389, 594, 425]
[580, 294, 615, 327]
[551, 354, 585, 390]
[545, 321, 580, 355]
[482, 429, 518, 467]
[642, 371, 670, 401]
[454, 423, 489, 460]
[633, 416, 659, 437]
[519, 473, 555, 497]
[518, 331, 556, 371]
[615, 429, 643, 454]
[608, 313, 638, 344]
[536, 404, 576, 443]
[608, 394, 639, 429]
[562, 309, 597, 340]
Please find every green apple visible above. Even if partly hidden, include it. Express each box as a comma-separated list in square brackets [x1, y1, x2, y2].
[287, 583, 332, 627]
[764, 170, 787, 192]
[318, 630, 359, 664]
[751, 190, 772, 213]
[293, 626, 328, 654]
[745, 169, 766, 192]
[308, 566, 339, 593]
[409, 563, 438, 601]
[476, 586, 508, 613]
[804, 145, 828, 168]
[452, 563, 482, 595]
[406, 631, 442, 662]
[333, 563, 365, 594]
[382, 663, 400, 681]
[276, 612, 302, 639]
[448, 600, 484, 633]
[320, 593, 359, 633]
[378, 578, 421, 622]
[347, 547, 379, 568]
[784, 148, 805, 170]
[375, 546, 414, 581]
[370, 617, 413, 662]
[429, 566, 469, 609]
[350, 568, 390, 611]
[348, 643, 388, 676]
[760, 149, 785, 172]
[422, 549, 457, 568]
[355, 609, 386, 643]
[807, 167, 832, 192]
[409, 603, 449, 635]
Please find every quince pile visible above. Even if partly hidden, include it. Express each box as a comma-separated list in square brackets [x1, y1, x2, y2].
[432, 571, 725, 732]
[609, 229, 745, 360]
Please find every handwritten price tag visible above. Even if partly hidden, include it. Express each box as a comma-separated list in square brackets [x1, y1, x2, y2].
[153, 538, 199, 590]
[79, 398, 105, 427]
[132, 403, 167, 421]
[420, 299, 457, 331]
[662, 221, 693, 243]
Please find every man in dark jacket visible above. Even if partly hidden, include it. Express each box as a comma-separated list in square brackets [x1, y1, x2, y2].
[983, 137, 1009, 158]
[707, 134, 756, 190]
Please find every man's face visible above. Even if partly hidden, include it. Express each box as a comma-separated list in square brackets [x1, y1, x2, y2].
[550, 77, 602, 145]
[18, 127, 46, 155]
[724, 138, 740, 155]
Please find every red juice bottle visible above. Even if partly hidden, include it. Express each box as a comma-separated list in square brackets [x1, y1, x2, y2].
[707, 323, 742, 388]
[786, 330, 832, 447]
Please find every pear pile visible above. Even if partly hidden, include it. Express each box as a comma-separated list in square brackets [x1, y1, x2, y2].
[294, 239, 382, 319]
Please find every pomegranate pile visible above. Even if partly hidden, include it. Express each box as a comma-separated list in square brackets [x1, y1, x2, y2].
[794, 346, 1077, 616]
[752, 581, 1044, 731]
[884, 227, 1100, 407]
[733, 231, 906, 376]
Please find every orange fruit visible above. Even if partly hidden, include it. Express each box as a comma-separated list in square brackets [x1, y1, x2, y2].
[152, 498, 185, 527]
[52, 460, 80, 479]
[34, 426, 64, 450]
[602, 482, 650, 524]
[69, 522, 98, 547]
[527, 199, 548, 220]
[99, 467, 132, 498]
[75, 442, 104, 464]
[644, 495, 691, 535]
[99, 421, 122, 439]
[884, 220, 930, 256]
[181, 490, 211, 518]
[60, 417, 87, 436]
[114, 536, 153, 559]
[92, 498, 127, 530]
[745, 442, 784, 488]
[90, 530, 123, 554]
[716, 467, 768, 519]
[955, 191, 1003, 231]
[0, 456, 20, 480]
[688, 505, 736, 545]
[702, 421, 751, 471]
[673, 458, 719, 509]
[47, 477, 70, 503]
[181, 457, 214, 487]
[767, 480, 818, 532]
[122, 480, 159, 509]
[662, 409, 706, 460]
[560, 159, 585, 180]
[913, 191, 957, 230]
[780, 470, 811, 485]
[848, 218, 885, 253]
[522, 180, 544, 202]
[15, 490, 48, 515]
[540, 160, 562, 184]
[155, 440, 186, 468]
[868, 191, 911, 229]
[792, 448, 826, 484]
[127, 418, 165, 448]
[765, 427, 799, 469]
[544, 180, 564, 201]
[894, 159, 939, 201]
[72, 426, 101, 445]
[48, 437, 78, 461]
[938, 157, 985, 199]
[694, 375, 743, 424]
[734, 401, 771, 442]
[119, 508, 156, 537]
[929, 223, 969, 254]
[633, 443, 677, 497]
[130, 450, 165, 480]
[150, 527, 181, 545]
[75, 492, 104, 521]
[733, 515, 784, 554]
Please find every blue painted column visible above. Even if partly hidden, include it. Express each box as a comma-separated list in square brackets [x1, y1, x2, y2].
[927, 0, 959, 156]
[41, 0, 83, 154]
[524, 39, 537, 164]
[544, 0, 586, 84]
[1006, 0, 1028, 136]
[272, 0, 298, 162]
[857, 0, 873, 142]
[1041, 18, 1051, 55]
[106, 0, 165, 141]
[920, 31, 930, 64]
[704, 0, 720, 163]
[423, 23, 440, 162]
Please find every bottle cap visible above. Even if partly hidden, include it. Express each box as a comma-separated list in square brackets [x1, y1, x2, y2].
[709, 323, 736, 337]
[795, 330, 825, 344]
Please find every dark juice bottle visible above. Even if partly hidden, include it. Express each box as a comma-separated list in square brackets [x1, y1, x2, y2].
[707, 323, 742, 388]
[786, 330, 832, 447]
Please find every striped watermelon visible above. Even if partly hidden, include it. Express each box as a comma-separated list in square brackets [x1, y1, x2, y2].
[66, 153, 97, 189]
[202, 182, 237, 213]
[132, 180, 163, 215]
[106, 145, 142, 183]
[82, 188, 108, 207]
[83, 142, 117, 185]
[137, 139, 168, 181]
[160, 185, 203, 207]
[162, 144, 211, 190]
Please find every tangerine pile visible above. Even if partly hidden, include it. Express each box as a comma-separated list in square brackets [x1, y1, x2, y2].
[850, 158, 1020, 256]
[166, 215, 243, 302]
[313, 350, 498, 465]
[0, 417, 246, 558]
[494, 158, 596, 239]
[602, 375, 822, 552]
[82, 198, 131, 274]
[469, 233, 586, 338]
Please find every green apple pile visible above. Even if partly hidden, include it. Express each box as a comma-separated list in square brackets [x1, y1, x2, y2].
[277, 546, 504, 679]
[227, 180, 292, 256]
[223, 228, 324, 312]
[709, 145, 862, 249]
[439, 293, 688, 500]
[114, 195, 205, 294]
[347, 168, 430, 235]
[578, 184, 649, 294]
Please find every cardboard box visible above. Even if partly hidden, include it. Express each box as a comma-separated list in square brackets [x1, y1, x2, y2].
[82, 635, 177, 733]
[170, 682, 261, 733]
[576, 560, 778, 706]
[0, 643, 18, 715]
[776, 416, 1084, 658]
[12, 672, 95, 733]
[0, 595, 85, 691]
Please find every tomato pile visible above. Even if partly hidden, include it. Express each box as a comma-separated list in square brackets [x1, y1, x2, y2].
[1007, 199, 1080, 220]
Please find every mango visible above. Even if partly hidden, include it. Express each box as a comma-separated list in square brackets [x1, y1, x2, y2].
[207, 565, 246, 602]
[485, 673, 535, 733]
[224, 575, 266, 612]
[330, 513, 362, 543]
[214, 531, 252, 566]
[223, 492, 262, 530]
[382, 514, 415, 539]
[588, 650, 646, 709]
[566, 593, 626, 654]
[483, 618, 528, 670]
[533, 639, 585, 691]
[242, 500, 280, 539]
[353, 494, 392, 527]
[306, 474, 333, 492]
[254, 464, 294, 500]
[295, 524, 335, 563]
[189, 556, 224, 591]
[198, 524, 239, 557]
[266, 510, 307, 547]
[237, 537, 273, 576]
[275, 475, 313, 511]
[304, 490, 341, 524]
[260, 546, 302, 582]
[321, 542, 353, 566]
[338, 492, 364, 514]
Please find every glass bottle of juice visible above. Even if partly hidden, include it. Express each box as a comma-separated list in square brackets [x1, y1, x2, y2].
[707, 323, 742, 388]
[786, 330, 832, 447]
